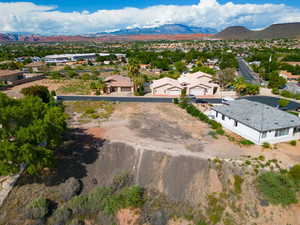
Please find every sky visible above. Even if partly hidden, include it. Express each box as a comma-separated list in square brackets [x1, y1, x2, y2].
[0, 0, 300, 35]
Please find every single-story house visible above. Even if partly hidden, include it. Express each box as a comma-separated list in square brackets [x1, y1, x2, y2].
[0, 70, 23, 84]
[150, 71, 219, 96]
[104, 75, 134, 94]
[151, 77, 183, 95]
[210, 99, 300, 145]
[279, 71, 300, 82]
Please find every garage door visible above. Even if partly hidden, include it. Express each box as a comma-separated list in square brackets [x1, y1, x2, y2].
[190, 88, 205, 96]
[166, 89, 181, 96]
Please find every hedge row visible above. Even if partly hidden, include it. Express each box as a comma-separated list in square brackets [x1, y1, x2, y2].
[174, 99, 222, 130]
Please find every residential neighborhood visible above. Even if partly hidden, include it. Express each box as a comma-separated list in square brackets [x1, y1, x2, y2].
[150, 71, 219, 96]
[1, 5, 300, 224]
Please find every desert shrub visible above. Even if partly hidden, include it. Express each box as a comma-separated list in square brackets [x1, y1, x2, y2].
[197, 220, 209, 225]
[85, 108, 96, 114]
[288, 164, 300, 181]
[233, 175, 244, 194]
[112, 172, 133, 191]
[103, 186, 144, 215]
[208, 131, 218, 139]
[67, 195, 89, 215]
[208, 120, 222, 130]
[257, 172, 298, 205]
[216, 129, 225, 135]
[175, 101, 222, 130]
[289, 140, 297, 146]
[262, 142, 271, 148]
[280, 90, 294, 98]
[207, 194, 225, 224]
[25, 198, 49, 220]
[66, 185, 144, 216]
[68, 219, 85, 225]
[95, 90, 101, 95]
[48, 207, 72, 225]
[272, 88, 280, 95]
[278, 99, 290, 108]
[239, 139, 254, 146]
[90, 114, 100, 119]
[227, 135, 236, 142]
[59, 177, 81, 201]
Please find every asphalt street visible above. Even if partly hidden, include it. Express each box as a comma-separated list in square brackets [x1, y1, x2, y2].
[237, 57, 260, 85]
[57, 95, 300, 111]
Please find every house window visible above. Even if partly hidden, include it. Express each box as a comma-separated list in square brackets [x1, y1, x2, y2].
[275, 128, 289, 137]
[234, 120, 238, 127]
[261, 131, 267, 139]
[222, 115, 225, 121]
[121, 87, 132, 92]
[294, 127, 300, 135]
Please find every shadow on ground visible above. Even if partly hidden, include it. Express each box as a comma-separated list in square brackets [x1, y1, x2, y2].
[16, 128, 105, 187]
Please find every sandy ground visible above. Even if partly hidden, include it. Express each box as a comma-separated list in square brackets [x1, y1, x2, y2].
[1, 101, 300, 224]
[93, 102, 300, 168]
[2, 79, 68, 98]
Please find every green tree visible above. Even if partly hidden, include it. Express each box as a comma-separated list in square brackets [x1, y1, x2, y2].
[21, 85, 51, 103]
[278, 99, 289, 108]
[0, 93, 66, 175]
[267, 72, 287, 89]
[90, 78, 107, 95]
[215, 68, 236, 88]
[174, 61, 187, 73]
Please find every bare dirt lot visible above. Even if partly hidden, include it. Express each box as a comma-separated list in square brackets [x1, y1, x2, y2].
[3, 79, 69, 98]
[1, 102, 300, 225]
[100, 102, 300, 167]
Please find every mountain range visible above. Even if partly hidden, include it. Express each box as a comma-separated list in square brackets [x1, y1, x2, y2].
[95, 24, 217, 36]
[0, 24, 215, 42]
[1, 22, 300, 42]
[214, 22, 300, 40]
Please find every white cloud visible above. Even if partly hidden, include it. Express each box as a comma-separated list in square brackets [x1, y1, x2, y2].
[0, 0, 299, 35]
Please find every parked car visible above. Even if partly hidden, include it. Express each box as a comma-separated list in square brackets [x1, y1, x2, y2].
[221, 97, 235, 104]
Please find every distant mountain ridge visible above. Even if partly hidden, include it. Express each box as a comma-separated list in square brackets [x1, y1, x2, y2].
[0, 33, 212, 43]
[96, 24, 217, 35]
[215, 22, 300, 40]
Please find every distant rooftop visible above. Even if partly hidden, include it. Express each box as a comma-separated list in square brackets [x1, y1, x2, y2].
[212, 99, 300, 131]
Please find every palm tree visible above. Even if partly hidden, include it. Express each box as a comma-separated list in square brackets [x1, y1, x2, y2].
[127, 59, 140, 79]
[91, 78, 106, 95]
[127, 58, 141, 93]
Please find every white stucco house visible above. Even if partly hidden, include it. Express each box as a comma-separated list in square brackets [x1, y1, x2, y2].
[210, 99, 300, 145]
[150, 71, 219, 96]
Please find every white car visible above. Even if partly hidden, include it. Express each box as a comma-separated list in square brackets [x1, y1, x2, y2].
[222, 97, 235, 104]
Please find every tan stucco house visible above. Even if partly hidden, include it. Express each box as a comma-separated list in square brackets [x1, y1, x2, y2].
[104, 75, 134, 94]
[150, 71, 219, 96]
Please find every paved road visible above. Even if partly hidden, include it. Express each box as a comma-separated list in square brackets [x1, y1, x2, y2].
[57, 95, 300, 111]
[237, 57, 260, 85]
[57, 95, 174, 103]
[241, 96, 300, 111]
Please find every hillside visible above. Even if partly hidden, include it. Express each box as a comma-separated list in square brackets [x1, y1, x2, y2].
[0, 33, 212, 42]
[215, 22, 300, 40]
[97, 24, 217, 35]
[1, 102, 300, 225]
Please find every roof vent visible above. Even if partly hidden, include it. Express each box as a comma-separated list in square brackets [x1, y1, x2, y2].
[274, 122, 279, 125]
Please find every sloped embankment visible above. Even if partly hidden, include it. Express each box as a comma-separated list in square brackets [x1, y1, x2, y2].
[81, 141, 300, 225]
